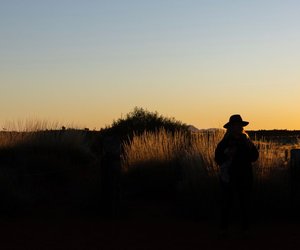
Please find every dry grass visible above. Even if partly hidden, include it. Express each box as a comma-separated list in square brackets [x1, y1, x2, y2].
[2, 119, 61, 132]
[0, 120, 89, 153]
[121, 128, 298, 216]
[122, 129, 189, 170]
[253, 140, 286, 179]
[122, 129, 294, 197]
[0, 120, 97, 212]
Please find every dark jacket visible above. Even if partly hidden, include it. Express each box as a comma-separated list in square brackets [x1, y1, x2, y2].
[215, 132, 259, 188]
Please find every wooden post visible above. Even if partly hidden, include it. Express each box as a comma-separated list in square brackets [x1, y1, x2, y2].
[290, 149, 300, 208]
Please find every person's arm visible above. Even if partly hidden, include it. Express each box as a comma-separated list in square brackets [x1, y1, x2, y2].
[215, 139, 227, 166]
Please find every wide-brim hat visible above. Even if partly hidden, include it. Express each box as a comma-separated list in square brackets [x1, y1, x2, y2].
[223, 114, 249, 129]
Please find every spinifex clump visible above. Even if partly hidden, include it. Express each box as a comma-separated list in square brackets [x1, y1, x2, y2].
[122, 128, 292, 216]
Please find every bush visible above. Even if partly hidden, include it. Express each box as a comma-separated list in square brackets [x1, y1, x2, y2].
[100, 107, 188, 141]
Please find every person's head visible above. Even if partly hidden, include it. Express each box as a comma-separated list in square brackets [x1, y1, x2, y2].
[223, 114, 249, 136]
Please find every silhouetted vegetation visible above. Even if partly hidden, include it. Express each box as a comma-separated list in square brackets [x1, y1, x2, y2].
[99, 107, 189, 141]
[0, 128, 100, 216]
[248, 130, 300, 144]
[0, 112, 300, 220]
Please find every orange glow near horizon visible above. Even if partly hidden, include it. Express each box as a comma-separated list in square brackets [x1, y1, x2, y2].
[1, 2, 300, 131]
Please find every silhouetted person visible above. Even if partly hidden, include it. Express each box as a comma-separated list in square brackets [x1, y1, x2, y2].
[215, 114, 259, 235]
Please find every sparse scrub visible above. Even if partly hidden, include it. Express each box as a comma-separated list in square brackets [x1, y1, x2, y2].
[252, 139, 297, 215]
[2, 119, 62, 132]
[122, 129, 188, 198]
[122, 128, 293, 215]
[0, 120, 94, 164]
[0, 120, 98, 214]
[122, 129, 189, 170]
[0, 117, 297, 217]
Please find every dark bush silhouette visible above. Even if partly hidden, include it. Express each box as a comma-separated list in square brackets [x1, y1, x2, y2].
[99, 107, 188, 141]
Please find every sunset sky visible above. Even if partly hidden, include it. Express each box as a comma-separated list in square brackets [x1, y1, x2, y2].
[1, 1, 300, 130]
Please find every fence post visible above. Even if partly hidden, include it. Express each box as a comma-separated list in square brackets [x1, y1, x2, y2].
[290, 149, 300, 208]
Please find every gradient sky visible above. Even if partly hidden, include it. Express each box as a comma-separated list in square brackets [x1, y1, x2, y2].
[1, 0, 300, 130]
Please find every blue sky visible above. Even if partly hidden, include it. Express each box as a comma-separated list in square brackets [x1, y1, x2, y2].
[1, 1, 300, 129]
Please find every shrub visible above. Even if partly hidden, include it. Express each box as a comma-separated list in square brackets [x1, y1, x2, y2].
[100, 107, 188, 141]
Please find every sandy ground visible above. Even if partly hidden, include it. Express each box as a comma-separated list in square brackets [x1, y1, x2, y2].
[0, 201, 299, 250]
[0, 217, 299, 250]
